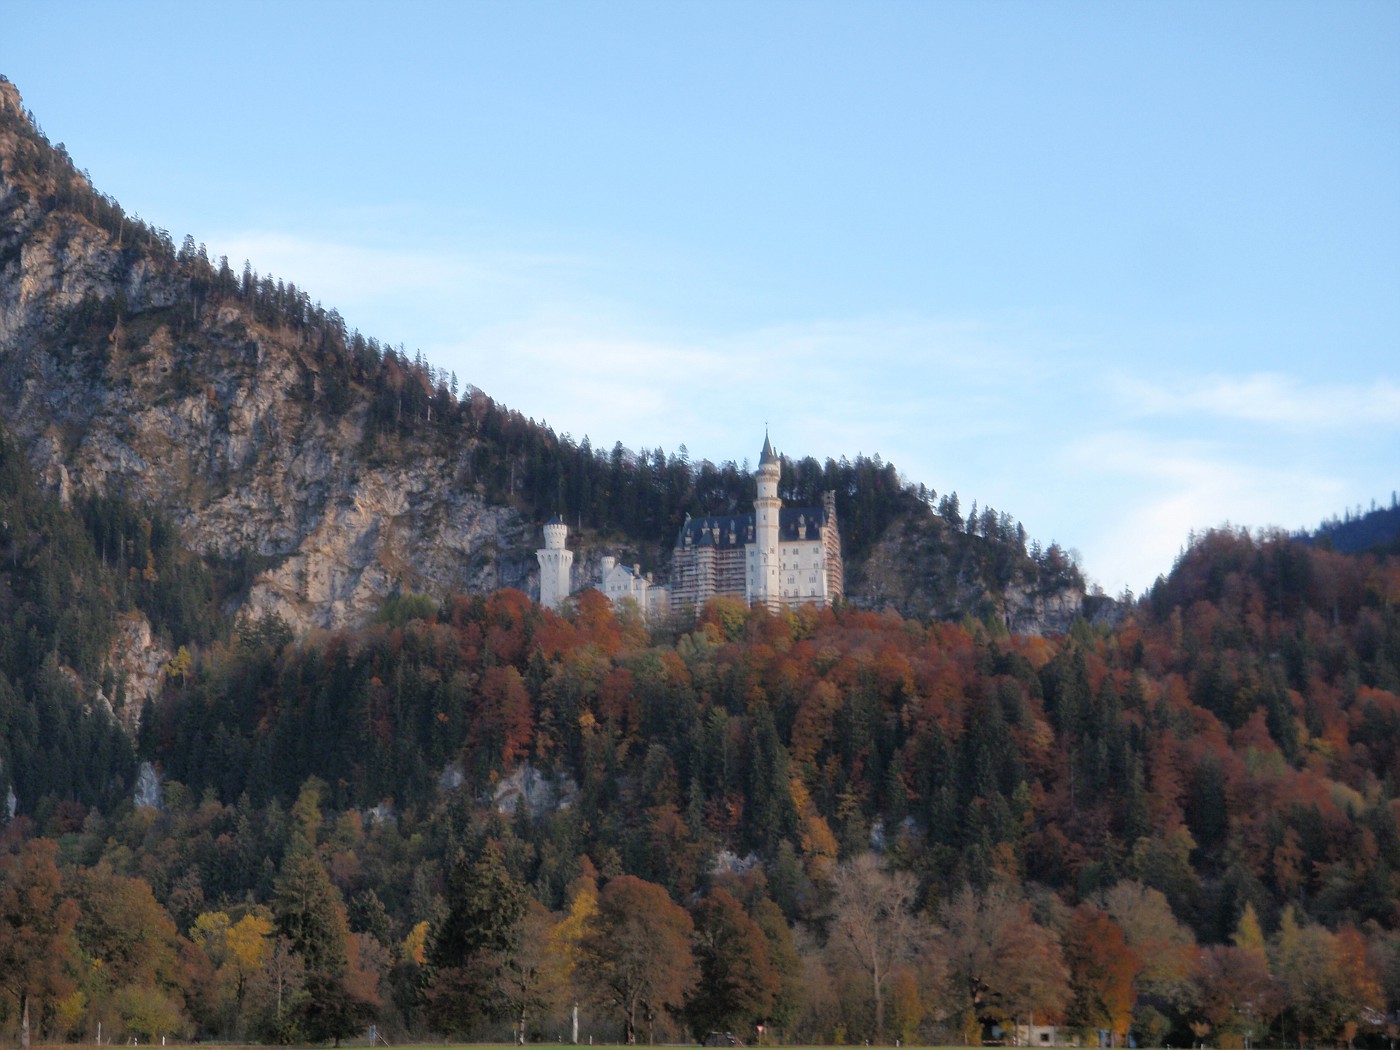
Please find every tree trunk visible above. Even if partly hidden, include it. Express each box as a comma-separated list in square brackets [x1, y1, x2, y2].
[20, 991, 30, 1050]
[872, 961, 885, 1042]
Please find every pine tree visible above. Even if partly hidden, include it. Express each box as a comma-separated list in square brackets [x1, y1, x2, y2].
[425, 842, 528, 1034]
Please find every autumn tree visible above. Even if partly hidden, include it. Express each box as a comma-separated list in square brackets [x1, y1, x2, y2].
[0, 839, 80, 1048]
[828, 854, 925, 1042]
[938, 882, 1066, 1043]
[579, 875, 696, 1044]
[685, 888, 779, 1039]
[500, 899, 556, 1044]
[191, 909, 275, 1037]
[1098, 881, 1195, 1008]
[1190, 945, 1279, 1047]
[543, 869, 598, 1017]
[67, 862, 191, 1041]
[1184, 901, 1281, 1048]
[118, 985, 185, 1044]
[1063, 906, 1138, 1047]
[1270, 909, 1382, 1046]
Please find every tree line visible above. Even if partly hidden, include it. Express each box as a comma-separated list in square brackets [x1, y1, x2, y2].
[0, 805, 1391, 1048]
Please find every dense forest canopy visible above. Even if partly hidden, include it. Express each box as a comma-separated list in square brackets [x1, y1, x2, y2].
[0, 517, 1396, 1047]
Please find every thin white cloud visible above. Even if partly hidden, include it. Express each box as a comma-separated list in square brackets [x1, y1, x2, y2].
[1111, 371, 1400, 428]
[428, 309, 1048, 475]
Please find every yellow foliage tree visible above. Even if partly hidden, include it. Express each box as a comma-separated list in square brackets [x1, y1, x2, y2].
[887, 965, 924, 1046]
[545, 875, 599, 1001]
[403, 921, 431, 966]
[1232, 902, 1266, 954]
[192, 909, 274, 1035]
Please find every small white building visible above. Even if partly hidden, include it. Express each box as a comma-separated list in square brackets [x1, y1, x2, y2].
[599, 555, 670, 622]
[536, 518, 668, 622]
[1014, 1024, 1077, 1047]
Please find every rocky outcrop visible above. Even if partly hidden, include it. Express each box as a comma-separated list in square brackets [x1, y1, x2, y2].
[1001, 581, 1090, 636]
[102, 612, 171, 731]
[848, 509, 1104, 634]
[492, 762, 579, 817]
[0, 85, 536, 632]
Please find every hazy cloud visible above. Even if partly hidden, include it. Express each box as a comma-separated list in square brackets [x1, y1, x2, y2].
[1111, 372, 1400, 428]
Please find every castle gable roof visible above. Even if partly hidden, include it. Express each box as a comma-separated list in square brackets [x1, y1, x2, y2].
[778, 506, 831, 541]
[676, 514, 751, 549]
[674, 507, 830, 550]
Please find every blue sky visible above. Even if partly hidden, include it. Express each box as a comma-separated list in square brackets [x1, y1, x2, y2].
[6, 1, 1398, 595]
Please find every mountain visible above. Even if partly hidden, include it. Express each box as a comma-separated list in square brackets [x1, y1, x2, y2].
[0, 75, 1089, 651]
[1303, 499, 1400, 555]
[0, 77, 1397, 1049]
[0, 77, 532, 638]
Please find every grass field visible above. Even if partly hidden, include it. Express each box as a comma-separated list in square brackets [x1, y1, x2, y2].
[19, 1044, 980, 1050]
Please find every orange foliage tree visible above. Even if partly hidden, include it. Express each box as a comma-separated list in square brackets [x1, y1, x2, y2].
[579, 875, 695, 1044]
[0, 839, 80, 1048]
[1064, 907, 1139, 1046]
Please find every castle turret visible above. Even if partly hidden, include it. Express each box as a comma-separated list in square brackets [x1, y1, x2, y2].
[537, 515, 573, 611]
[747, 432, 782, 609]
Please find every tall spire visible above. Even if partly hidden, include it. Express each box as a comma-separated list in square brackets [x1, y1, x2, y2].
[759, 429, 778, 466]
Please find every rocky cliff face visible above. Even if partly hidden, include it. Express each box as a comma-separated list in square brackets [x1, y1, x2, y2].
[0, 84, 535, 633]
[848, 509, 1115, 635]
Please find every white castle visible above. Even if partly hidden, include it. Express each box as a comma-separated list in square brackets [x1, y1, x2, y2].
[536, 434, 843, 618]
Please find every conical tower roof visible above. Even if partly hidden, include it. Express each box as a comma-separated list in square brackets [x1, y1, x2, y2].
[759, 430, 779, 466]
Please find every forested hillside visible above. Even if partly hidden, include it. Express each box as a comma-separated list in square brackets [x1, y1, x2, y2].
[0, 523, 1395, 1048]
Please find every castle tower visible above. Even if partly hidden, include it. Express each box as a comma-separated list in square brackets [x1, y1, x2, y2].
[746, 432, 782, 609]
[537, 515, 573, 611]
